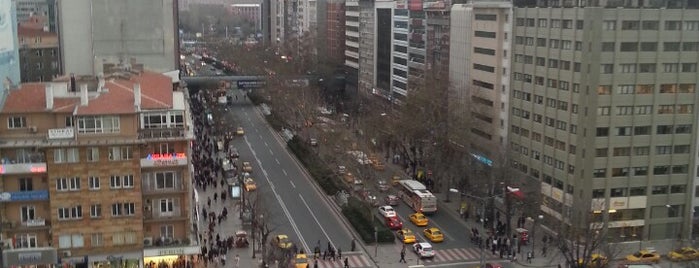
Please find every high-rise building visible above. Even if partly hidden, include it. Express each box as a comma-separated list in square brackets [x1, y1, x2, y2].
[449, 0, 512, 160]
[14, 0, 57, 32]
[509, 0, 699, 246]
[0, 64, 197, 267]
[321, 0, 345, 61]
[18, 24, 61, 82]
[57, 0, 180, 75]
[344, 0, 360, 93]
[0, 0, 21, 104]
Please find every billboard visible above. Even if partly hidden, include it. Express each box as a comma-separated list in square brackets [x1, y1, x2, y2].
[0, 0, 20, 94]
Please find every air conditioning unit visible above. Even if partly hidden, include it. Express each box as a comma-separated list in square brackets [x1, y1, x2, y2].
[29, 126, 37, 133]
[62, 250, 71, 257]
[144, 237, 153, 246]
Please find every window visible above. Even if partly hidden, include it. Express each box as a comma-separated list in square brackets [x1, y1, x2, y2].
[110, 175, 122, 189]
[640, 42, 657, 51]
[77, 116, 120, 134]
[634, 126, 651, 135]
[475, 14, 497, 21]
[108, 146, 132, 161]
[621, 21, 639, 30]
[612, 168, 629, 177]
[617, 106, 633, 115]
[8, 116, 27, 129]
[474, 47, 496, 55]
[160, 198, 175, 215]
[616, 85, 634, 94]
[597, 107, 610, 116]
[155, 172, 176, 189]
[597, 85, 611, 95]
[53, 148, 79, 163]
[634, 146, 650, 156]
[683, 42, 699, 51]
[122, 175, 134, 188]
[682, 63, 697, 72]
[112, 232, 137, 245]
[537, 38, 547, 47]
[613, 147, 631, 156]
[664, 63, 679, 73]
[592, 189, 605, 198]
[674, 145, 690, 154]
[677, 104, 693, 114]
[91, 233, 103, 247]
[656, 145, 673, 155]
[86, 147, 99, 162]
[527, 18, 535, 27]
[161, 225, 174, 239]
[619, 64, 636, 73]
[548, 59, 559, 68]
[639, 63, 656, 73]
[593, 169, 607, 178]
[675, 124, 691, 134]
[664, 42, 680, 51]
[535, 57, 545, 66]
[537, 18, 547, 27]
[616, 126, 632, 136]
[549, 39, 560, 49]
[596, 127, 609, 137]
[88, 176, 100, 190]
[603, 20, 616, 30]
[473, 63, 495, 73]
[641, 21, 659, 30]
[633, 167, 648, 176]
[15, 234, 37, 249]
[658, 105, 675, 114]
[665, 21, 682, 30]
[71, 206, 83, 219]
[595, 148, 608, 157]
[601, 64, 614, 74]
[679, 84, 696, 93]
[111, 202, 135, 216]
[474, 31, 496, 38]
[601, 42, 615, 51]
[636, 84, 654, 94]
[652, 186, 668, 195]
[685, 21, 699, 30]
[575, 41, 582, 51]
[576, 20, 584, 29]
[90, 204, 102, 218]
[656, 125, 674, 134]
[671, 185, 687, 194]
[473, 80, 494, 90]
[653, 165, 670, 175]
[550, 19, 561, 28]
[620, 42, 638, 51]
[672, 165, 688, 174]
[58, 234, 84, 249]
[611, 188, 627, 197]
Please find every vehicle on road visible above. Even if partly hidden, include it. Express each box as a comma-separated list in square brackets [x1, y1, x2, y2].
[577, 253, 608, 268]
[667, 247, 699, 261]
[377, 180, 389, 192]
[423, 228, 444, 243]
[242, 161, 253, 172]
[378, 206, 397, 218]
[236, 127, 245, 135]
[310, 138, 318, 146]
[234, 230, 249, 248]
[294, 253, 308, 268]
[272, 234, 293, 249]
[391, 175, 401, 186]
[229, 147, 239, 159]
[338, 165, 346, 174]
[413, 242, 435, 258]
[398, 180, 437, 214]
[385, 195, 399, 206]
[385, 216, 403, 230]
[244, 177, 257, 191]
[396, 229, 417, 244]
[625, 249, 660, 263]
[409, 213, 429, 227]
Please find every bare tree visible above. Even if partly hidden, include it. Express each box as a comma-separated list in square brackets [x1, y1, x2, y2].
[549, 210, 625, 268]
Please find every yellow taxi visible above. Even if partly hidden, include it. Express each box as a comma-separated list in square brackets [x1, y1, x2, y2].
[396, 229, 417, 244]
[668, 247, 699, 261]
[242, 161, 253, 172]
[236, 127, 245, 135]
[625, 249, 660, 263]
[409, 213, 429, 227]
[423, 227, 444, 243]
[294, 253, 308, 268]
[244, 177, 257, 191]
[272, 234, 293, 249]
[578, 253, 609, 268]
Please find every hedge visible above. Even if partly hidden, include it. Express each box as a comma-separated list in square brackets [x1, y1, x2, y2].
[342, 197, 395, 244]
[286, 136, 343, 196]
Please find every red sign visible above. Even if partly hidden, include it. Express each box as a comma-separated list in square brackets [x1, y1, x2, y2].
[147, 153, 186, 160]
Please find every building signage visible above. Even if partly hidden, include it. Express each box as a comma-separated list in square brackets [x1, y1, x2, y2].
[18, 252, 42, 262]
[147, 153, 186, 160]
[236, 80, 266, 89]
[0, 190, 49, 202]
[470, 153, 493, 167]
[2, 248, 57, 266]
[143, 246, 200, 257]
[0, 163, 47, 174]
[48, 128, 74, 139]
[141, 153, 187, 167]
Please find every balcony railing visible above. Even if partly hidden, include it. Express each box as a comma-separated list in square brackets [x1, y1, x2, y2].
[138, 128, 186, 139]
[1, 219, 51, 230]
[142, 181, 185, 194]
[144, 208, 184, 220]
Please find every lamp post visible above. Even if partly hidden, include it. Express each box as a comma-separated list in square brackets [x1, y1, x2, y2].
[666, 204, 682, 249]
[530, 214, 543, 258]
[260, 214, 266, 266]
[252, 206, 257, 259]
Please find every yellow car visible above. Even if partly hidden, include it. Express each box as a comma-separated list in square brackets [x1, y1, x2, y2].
[242, 161, 253, 173]
[423, 227, 444, 243]
[294, 253, 308, 268]
[625, 249, 660, 263]
[396, 229, 417, 244]
[409, 213, 429, 227]
[668, 247, 699, 261]
[578, 253, 609, 268]
[236, 127, 245, 135]
[244, 177, 257, 191]
[272, 234, 293, 249]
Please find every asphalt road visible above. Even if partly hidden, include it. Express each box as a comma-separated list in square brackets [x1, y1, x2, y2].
[220, 98, 356, 255]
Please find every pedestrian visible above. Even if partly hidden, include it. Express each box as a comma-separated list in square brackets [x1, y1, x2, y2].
[338, 247, 342, 260]
[527, 251, 533, 263]
[221, 254, 226, 266]
[344, 257, 349, 268]
[542, 245, 547, 257]
[399, 250, 407, 263]
[351, 238, 356, 252]
[235, 254, 240, 268]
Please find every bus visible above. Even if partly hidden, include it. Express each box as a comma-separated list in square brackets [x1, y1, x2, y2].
[398, 180, 437, 214]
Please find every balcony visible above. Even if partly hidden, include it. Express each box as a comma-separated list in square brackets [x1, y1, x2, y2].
[138, 128, 186, 140]
[0, 159, 47, 175]
[142, 180, 186, 195]
[140, 153, 188, 168]
[0, 190, 49, 202]
[143, 209, 186, 222]
[1, 219, 51, 230]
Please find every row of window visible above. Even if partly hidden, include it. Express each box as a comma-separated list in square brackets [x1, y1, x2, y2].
[600, 63, 697, 74]
[593, 165, 689, 178]
[602, 41, 699, 52]
[595, 145, 690, 157]
[515, 18, 582, 29]
[56, 231, 140, 249]
[57, 175, 134, 191]
[54, 146, 133, 163]
[514, 36, 583, 51]
[58, 203, 135, 221]
[8, 113, 184, 132]
[597, 84, 696, 95]
[592, 185, 687, 199]
[596, 124, 692, 136]
[597, 104, 693, 116]
[601, 20, 699, 31]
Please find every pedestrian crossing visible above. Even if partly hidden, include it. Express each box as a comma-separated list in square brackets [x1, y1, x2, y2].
[420, 247, 502, 263]
[311, 253, 374, 268]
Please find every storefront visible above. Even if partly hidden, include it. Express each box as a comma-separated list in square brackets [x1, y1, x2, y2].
[89, 252, 141, 268]
[143, 246, 200, 268]
[59, 256, 87, 268]
[2, 247, 57, 268]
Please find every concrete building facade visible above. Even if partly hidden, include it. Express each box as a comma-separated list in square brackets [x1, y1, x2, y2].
[58, 0, 179, 75]
[449, 0, 512, 160]
[508, 0, 699, 244]
[18, 25, 60, 83]
[0, 66, 197, 267]
[15, 0, 56, 32]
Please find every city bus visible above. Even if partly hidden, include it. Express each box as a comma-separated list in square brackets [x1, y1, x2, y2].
[397, 180, 437, 214]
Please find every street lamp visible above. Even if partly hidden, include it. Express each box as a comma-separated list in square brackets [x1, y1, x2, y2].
[530, 214, 543, 258]
[260, 214, 266, 265]
[666, 204, 682, 248]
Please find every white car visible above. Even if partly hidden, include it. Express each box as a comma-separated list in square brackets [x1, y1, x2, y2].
[378, 206, 396, 218]
[413, 242, 435, 258]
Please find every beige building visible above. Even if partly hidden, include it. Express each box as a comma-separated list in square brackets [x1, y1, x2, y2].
[509, 0, 699, 244]
[449, 0, 513, 160]
[0, 65, 197, 267]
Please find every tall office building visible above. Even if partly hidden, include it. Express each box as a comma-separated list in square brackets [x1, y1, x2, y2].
[58, 0, 180, 76]
[449, 0, 512, 160]
[0, 0, 21, 105]
[509, 0, 699, 245]
[344, 0, 360, 93]
[323, 0, 345, 61]
[0, 64, 197, 267]
[15, 0, 57, 32]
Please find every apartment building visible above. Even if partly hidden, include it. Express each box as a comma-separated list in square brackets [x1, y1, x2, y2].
[0, 65, 197, 267]
[18, 25, 61, 83]
[15, 0, 57, 32]
[509, 0, 699, 244]
[449, 0, 512, 161]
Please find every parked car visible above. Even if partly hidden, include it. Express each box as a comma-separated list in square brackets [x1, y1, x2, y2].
[578, 253, 609, 268]
[310, 138, 318, 146]
[236, 127, 245, 135]
[413, 242, 435, 258]
[244, 177, 257, 191]
[242, 161, 253, 172]
[378, 206, 397, 218]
